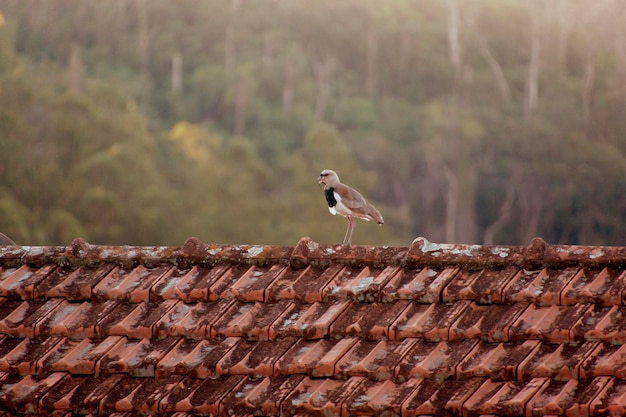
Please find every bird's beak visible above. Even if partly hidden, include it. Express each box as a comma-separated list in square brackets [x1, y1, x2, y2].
[316, 175, 323, 185]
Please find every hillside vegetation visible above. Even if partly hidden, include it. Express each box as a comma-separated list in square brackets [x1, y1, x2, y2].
[0, 0, 624, 246]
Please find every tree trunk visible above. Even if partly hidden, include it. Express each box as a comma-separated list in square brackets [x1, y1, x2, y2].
[446, 0, 462, 78]
[442, 162, 459, 243]
[365, 28, 378, 98]
[525, 8, 541, 118]
[282, 59, 294, 113]
[234, 78, 248, 136]
[582, 55, 595, 136]
[67, 42, 83, 93]
[136, 0, 150, 107]
[172, 52, 183, 93]
[312, 53, 335, 122]
[483, 182, 516, 245]
[224, 0, 241, 70]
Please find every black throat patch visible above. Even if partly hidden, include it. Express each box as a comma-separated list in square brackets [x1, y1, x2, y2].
[324, 187, 337, 207]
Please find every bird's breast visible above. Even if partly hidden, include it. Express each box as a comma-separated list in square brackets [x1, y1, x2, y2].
[324, 187, 338, 208]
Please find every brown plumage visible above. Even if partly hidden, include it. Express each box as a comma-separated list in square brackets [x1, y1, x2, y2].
[317, 169, 383, 246]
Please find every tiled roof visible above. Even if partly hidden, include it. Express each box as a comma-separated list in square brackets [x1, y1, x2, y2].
[0, 236, 625, 416]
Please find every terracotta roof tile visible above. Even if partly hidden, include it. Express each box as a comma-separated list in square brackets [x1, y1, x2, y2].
[389, 299, 470, 341]
[334, 338, 418, 380]
[0, 264, 58, 300]
[443, 266, 519, 304]
[275, 337, 358, 377]
[329, 299, 410, 340]
[342, 377, 422, 415]
[156, 337, 239, 379]
[402, 377, 485, 416]
[381, 266, 459, 303]
[395, 339, 479, 381]
[215, 337, 297, 377]
[0, 236, 625, 416]
[282, 376, 366, 416]
[463, 378, 548, 417]
[503, 267, 580, 306]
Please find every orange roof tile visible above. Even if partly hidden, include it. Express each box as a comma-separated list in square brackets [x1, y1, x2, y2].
[0, 235, 625, 416]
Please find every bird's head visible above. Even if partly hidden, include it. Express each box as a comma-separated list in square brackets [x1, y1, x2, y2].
[317, 169, 340, 186]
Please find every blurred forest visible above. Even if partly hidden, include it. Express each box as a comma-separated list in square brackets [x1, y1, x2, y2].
[0, 0, 624, 247]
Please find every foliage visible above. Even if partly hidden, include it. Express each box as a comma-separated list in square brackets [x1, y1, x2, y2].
[0, 0, 624, 246]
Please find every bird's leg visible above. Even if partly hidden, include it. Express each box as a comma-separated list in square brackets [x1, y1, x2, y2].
[343, 217, 355, 246]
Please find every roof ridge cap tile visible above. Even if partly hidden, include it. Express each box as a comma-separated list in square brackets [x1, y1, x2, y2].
[290, 236, 408, 269]
[1, 236, 625, 270]
[408, 236, 626, 269]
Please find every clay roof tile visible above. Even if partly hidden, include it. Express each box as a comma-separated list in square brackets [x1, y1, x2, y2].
[0, 236, 624, 416]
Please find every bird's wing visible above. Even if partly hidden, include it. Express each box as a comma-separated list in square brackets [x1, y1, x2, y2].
[334, 183, 368, 210]
[334, 183, 385, 224]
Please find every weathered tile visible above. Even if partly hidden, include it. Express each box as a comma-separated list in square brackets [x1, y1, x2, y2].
[215, 337, 298, 378]
[580, 343, 626, 380]
[41, 336, 122, 375]
[389, 300, 470, 341]
[36, 265, 115, 301]
[98, 376, 145, 414]
[171, 375, 244, 415]
[443, 266, 519, 304]
[336, 266, 401, 302]
[401, 378, 485, 416]
[526, 377, 611, 417]
[456, 340, 541, 381]
[449, 302, 529, 342]
[157, 377, 205, 413]
[161, 301, 229, 339]
[518, 341, 598, 381]
[269, 300, 350, 340]
[229, 263, 287, 302]
[111, 375, 184, 414]
[343, 378, 422, 416]
[282, 376, 365, 416]
[211, 299, 292, 340]
[381, 267, 459, 303]
[0, 335, 25, 371]
[92, 265, 171, 303]
[463, 378, 548, 417]
[0, 336, 62, 375]
[39, 375, 92, 413]
[329, 300, 410, 340]
[96, 336, 180, 377]
[275, 337, 358, 378]
[152, 264, 230, 302]
[221, 375, 305, 416]
[0, 299, 62, 338]
[0, 372, 66, 414]
[102, 300, 178, 339]
[590, 378, 626, 417]
[265, 265, 342, 303]
[509, 303, 591, 343]
[395, 339, 478, 382]
[208, 264, 257, 301]
[335, 338, 418, 380]
[575, 305, 626, 343]
[502, 267, 580, 306]
[0, 264, 57, 300]
[322, 266, 391, 302]
[160, 337, 239, 379]
[36, 300, 119, 339]
[561, 267, 626, 306]
[76, 374, 127, 415]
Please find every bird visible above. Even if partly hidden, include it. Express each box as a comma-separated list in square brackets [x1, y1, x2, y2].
[317, 169, 384, 246]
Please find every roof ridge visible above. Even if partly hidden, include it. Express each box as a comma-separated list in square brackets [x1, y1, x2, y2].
[0, 236, 624, 270]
